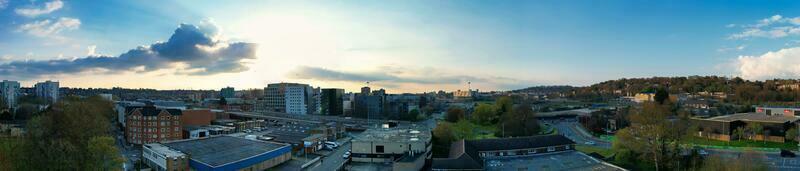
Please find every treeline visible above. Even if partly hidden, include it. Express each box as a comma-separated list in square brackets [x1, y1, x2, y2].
[0, 96, 123, 170]
[568, 76, 800, 104]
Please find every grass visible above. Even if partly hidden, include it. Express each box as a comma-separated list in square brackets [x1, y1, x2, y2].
[575, 145, 616, 158]
[683, 136, 798, 150]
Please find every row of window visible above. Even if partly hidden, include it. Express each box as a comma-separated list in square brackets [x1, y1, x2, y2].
[479, 146, 568, 157]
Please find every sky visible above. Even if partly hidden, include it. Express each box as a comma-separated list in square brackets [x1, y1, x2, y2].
[3, 0, 800, 93]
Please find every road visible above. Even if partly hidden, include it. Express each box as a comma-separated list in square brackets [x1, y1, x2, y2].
[546, 118, 612, 148]
[706, 149, 800, 171]
[113, 124, 139, 171]
[308, 141, 352, 171]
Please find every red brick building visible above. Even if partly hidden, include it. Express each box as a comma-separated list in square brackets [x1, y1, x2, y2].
[125, 105, 183, 145]
[181, 109, 215, 126]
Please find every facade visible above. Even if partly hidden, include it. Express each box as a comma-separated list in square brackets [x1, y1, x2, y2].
[160, 136, 292, 171]
[143, 143, 190, 171]
[351, 127, 432, 171]
[633, 93, 654, 103]
[693, 111, 800, 142]
[115, 101, 145, 127]
[220, 87, 235, 99]
[354, 87, 385, 119]
[125, 105, 183, 145]
[180, 109, 215, 126]
[385, 94, 420, 119]
[432, 135, 577, 170]
[0, 80, 20, 108]
[34, 80, 59, 103]
[453, 89, 478, 100]
[321, 88, 344, 116]
[264, 83, 319, 114]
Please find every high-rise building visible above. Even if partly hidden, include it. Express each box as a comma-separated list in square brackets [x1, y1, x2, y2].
[354, 86, 385, 119]
[220, 87, 235, 98]
[0, 80, 20, 108]
[321, 88, 344, 116]
[264, 83, 319, 115]
[34, 80, 59, 103]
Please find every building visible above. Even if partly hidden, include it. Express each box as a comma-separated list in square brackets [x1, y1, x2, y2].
[354, 86, 385, 119]
[34, 80, 59, 103]
[156, 136, 291, 171]
[220, 87, 235, 99]
[142, 143, 189, 171]
[633, 93, 654, 103]
[181, 109, 215, 126]
[0, 80, 20, 108]
[125, 105, 183, 145]
[115, 101, 145, 127]
[453, 89, 478, 100]
[432, 135, 623, 171]
[264, 83, 319, 115]
[693, 111, 800, 142]
[182, 126, 211, 139]
[385, 94, 420, 119]
[351, 127, 432, 171]
[321, 88, 344, 116]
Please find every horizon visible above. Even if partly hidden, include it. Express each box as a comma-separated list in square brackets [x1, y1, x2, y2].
[4, 1, 800, 93]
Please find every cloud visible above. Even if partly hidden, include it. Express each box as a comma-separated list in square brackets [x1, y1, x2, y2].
[87, 45, 97, 56]
[17, 17, 80, 38]
[0, 0, 9, 10]
[734, 47, 800, 80]
[287, 66, 531, 89]
[0, 23, 258, 79]
[717, 45, 747, 52]
[728, 15, 800, 39]
[15, 0, 63, 17]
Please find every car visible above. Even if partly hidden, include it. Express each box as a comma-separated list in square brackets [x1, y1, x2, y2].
[584, 141, 595, 145]
[781, 150, 796, 158]
[342, 152, 351, 159]
[696, 149, 709, 156]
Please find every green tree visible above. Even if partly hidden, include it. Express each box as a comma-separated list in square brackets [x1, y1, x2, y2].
[452, 119, 475, 140]
[432, 122, 455, 157]
[733, 127, 745, 141]
[86, 136, 125, 170]
[471, 104, 496, 125]
[401, 109, 421, 122]
[495, 96, 513, 116]
[445, 107, 465, 123]
[786, 127, 798, 142]
[614, 102, 684, 171]
[497, 103, 539, 137]
[654, 87, 669, 104]
[748, 123, 763, 144]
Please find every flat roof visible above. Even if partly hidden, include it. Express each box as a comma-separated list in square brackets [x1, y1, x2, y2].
[703, 113, 800, 123]
[484, 151, 625, 171]
[144, 143, 185, 158]
[162, 136, 288, 167]
[353, 127, 431, 143]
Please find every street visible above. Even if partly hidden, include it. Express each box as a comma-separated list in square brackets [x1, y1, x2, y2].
[307, 141, 352, 171]
[546, 118, 612, 149]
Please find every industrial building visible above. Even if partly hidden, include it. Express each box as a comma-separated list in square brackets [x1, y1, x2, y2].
[350, 127, 432, 171]
[146, 136, 292, 171]
[693, 110, 800, 142]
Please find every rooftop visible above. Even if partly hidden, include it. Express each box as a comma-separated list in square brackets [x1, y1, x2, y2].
[353, 127, 431, 143]
[144, 143, 186, 158]
[484, 151, 625, 171]
[162, 136, 288, 167]
[703, 113, 800, 123]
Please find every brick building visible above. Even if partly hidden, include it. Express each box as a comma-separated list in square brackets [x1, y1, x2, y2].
[181, 109, 215, 126]
[126, 105, 183, 145]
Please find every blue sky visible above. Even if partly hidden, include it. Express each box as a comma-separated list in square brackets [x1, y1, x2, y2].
[2, 0, 800, 92]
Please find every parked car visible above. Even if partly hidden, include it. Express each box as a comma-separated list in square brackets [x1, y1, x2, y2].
[781, 150, 796, 158]
[342, 151, 351, 159]
[584, 141, 595, 145]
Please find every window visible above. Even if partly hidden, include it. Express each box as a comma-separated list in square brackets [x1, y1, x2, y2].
[547, 147, 556, 152]
[376, 145, 384, 153]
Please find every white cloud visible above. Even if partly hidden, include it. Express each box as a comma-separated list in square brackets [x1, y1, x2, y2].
[15, 0, 63, 17]
[717, 45, 747, 53]
[17, 17, 80, 38]
[87, 45, 97, 56]
[725, 24, 736, 28]
[734, 47, 800, 80]
[0, 0, 9, 10]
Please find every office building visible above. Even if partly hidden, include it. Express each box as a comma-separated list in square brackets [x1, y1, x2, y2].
[152, 136, 291, 171]
[34, 80, 59, 103]
[142, 143, 189, 171]
[321, 88, 344, 116]
[125, 105, 183, 145]
[351, 127, 432, 171]
[264, 83, 319, 115]
[354, 86, 385, 119]
[220, 87, 235, 98]
[0, 80, 20, 108]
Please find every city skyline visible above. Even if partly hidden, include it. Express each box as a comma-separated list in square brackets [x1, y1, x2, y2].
[5, 1, 800, 93]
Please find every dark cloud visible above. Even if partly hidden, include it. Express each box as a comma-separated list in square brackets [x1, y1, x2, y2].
[288, 66, 528, 87]
[0, 23, 257, 78]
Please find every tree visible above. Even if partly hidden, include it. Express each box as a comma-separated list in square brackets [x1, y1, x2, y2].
[733, 127, 745, 141]
[445, 107, 465, 123]
[748, 123, 763, 143]
[495, 96, 513, 116]
[497, 103, 539, 137]
[86, 136, 124, 170]
[786, 127, 798, 142]
[699, 151, 768, 171]
[432, 122, 455, 157]
[614, 102, 684, 171]
[471, 104, 496, 125]
[401, 109, 421, 122]
[654, 87, 669, 104]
